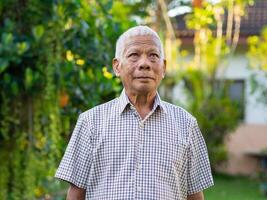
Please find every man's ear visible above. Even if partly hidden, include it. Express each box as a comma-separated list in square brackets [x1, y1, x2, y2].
[162, 59, 166, 78]
[112, 58, 120, 77]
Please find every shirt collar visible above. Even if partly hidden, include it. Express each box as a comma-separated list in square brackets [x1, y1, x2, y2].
[118, 89, 167, 115]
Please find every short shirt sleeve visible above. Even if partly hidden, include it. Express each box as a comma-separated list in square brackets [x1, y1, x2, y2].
[187, 119, 214, 195]
[55, 113, 93, 189]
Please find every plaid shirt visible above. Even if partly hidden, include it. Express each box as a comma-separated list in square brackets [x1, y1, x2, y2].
[55, 90, 213, 199]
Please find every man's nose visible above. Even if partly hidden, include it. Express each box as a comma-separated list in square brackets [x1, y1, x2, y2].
[138, 56, 151, 70]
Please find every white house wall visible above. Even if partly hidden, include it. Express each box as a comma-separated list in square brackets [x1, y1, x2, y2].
[217, 54, 267, 124]
[172, 52, 267, 125]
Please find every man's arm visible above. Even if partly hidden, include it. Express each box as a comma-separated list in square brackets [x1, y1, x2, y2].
[66, 184, 86, 200]
[187, 191, 204, 200]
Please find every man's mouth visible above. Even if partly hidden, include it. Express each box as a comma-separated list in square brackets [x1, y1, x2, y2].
[135, 76, 154, 80]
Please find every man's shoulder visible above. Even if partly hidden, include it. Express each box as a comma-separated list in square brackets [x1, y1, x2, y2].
[162, 101, 196, 124]
[80, 97, 119, 119]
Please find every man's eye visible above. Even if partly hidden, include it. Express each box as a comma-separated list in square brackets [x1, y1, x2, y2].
[128, 53, 138, 57]
[150, 53, 159, 58]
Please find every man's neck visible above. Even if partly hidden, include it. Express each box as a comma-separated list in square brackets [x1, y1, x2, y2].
[125, 90, 157, 119]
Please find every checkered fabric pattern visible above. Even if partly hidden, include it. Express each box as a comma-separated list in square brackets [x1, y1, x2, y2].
[55, 89, 214, 200]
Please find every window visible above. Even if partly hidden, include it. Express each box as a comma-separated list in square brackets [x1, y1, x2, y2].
[228, 79, 245, 120]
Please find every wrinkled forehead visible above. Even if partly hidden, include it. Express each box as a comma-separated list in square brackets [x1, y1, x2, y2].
[123, 35, 161, 54]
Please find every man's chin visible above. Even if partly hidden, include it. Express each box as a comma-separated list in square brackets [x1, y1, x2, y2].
[133, 86, 156, 95]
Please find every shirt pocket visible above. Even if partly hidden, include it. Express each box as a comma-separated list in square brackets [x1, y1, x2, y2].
[155, 138, 188, 178]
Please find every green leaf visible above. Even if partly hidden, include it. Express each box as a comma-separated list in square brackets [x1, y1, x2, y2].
[0, 59, 9, 74]
[1, 32, 14, 45]
[79, 70, 85, 81]
[16, 42, 29, 55]
[32, 25, 44, 40]
[11, 81, 19, 95]
[25, 67, 33, 89]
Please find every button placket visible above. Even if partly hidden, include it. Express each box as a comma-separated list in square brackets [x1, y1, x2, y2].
[136, 120, 145, 196]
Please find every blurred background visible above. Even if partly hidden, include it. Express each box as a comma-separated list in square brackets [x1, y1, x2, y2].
[0, 0, 267, 199]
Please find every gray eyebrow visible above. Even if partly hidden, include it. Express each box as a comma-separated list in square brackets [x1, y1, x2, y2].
[125, 47, 160, 54]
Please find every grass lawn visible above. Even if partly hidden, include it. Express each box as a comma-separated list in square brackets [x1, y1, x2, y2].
[204, 173, 267, 200]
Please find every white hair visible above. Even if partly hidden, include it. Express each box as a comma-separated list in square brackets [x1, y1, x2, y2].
[115, 25, 165, 59]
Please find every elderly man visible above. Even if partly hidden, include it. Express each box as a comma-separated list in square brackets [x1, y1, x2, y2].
[55, 26, 214, 200]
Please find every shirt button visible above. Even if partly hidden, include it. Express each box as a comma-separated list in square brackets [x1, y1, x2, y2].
[137, 186, 142, 192]
[139, 123, 144, 128]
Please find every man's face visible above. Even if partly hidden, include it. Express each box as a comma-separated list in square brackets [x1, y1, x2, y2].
[113, 35, 166, 95]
